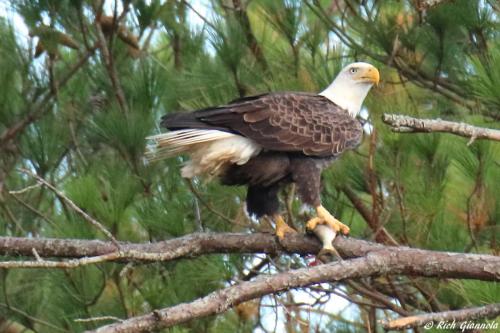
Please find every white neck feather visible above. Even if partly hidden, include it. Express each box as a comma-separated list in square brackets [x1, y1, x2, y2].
[319, 79, 373, 117]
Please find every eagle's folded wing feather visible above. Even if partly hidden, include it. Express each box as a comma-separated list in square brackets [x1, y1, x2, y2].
[161, 92, 363, 157]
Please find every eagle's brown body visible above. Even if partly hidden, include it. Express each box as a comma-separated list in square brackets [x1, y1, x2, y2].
[160, 92, 363, 218]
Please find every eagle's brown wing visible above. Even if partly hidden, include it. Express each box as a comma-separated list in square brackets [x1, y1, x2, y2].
[161, 92, 363, 157]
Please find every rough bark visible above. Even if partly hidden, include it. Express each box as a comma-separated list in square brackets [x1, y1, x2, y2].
[0, 234, 498, 281]
[1, 233, 499, 331]
[85, 245, 500, 333]
[382, 114, 500, 143]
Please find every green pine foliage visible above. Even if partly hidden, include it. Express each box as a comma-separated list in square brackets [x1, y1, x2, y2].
[0, 0, 498, 332]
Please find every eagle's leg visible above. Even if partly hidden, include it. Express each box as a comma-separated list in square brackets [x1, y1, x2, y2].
[306, 205, 350, 235]
[273, 214, 297, 240]
[245, 184, 296, 241]
[289, 158, 349, 256]
[305, 206, 349, 261]
[290, 158, 350, 235]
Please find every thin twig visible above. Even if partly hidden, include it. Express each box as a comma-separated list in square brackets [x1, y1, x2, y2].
[347, 281, 411, 316]
[186, 180, 248, 227]
[18, 168, 120, 248]
[95, 18, 129, 114]
[0, 303, 70, 333]
[340, 186, 398, 245]
[0, 247, 249, 269]
[180, 0, 222, 35]
[75, 316, 124, 323]
[8, 191, 57, 227]
[8, 183, 42, 195]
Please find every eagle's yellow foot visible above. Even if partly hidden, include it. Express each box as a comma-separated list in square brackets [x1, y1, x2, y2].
[306, 205, 350, 235]
[274, 214, 297, 241]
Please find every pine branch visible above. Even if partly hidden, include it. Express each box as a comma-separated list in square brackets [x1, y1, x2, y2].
[19, 169, 120, 248]
[0, 232, 316, 263]
[306, 1, 474, 108]
[0, 233, 498, 281]
[0, 303, 69, 333]
[180, 0, 222, 36]
[95, 18, 129, 114]
[1, 233, 499, 331]
[382, 114, 500, 144]
[0, 46, 97, 149]
[380, 303, 500, 331]
[341, 186, 398, 245]
[84, 242, 499, 333]
[226, 0, 269, 71]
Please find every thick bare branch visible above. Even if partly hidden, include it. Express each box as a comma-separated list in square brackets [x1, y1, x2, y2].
[0, 233, 498, 282]
[0, 233, 316, 260]
[381, 303, 500, 330]
[1, 232, 499, 330]
[382, 114, 500, 143]
[86, 245, 500, 333]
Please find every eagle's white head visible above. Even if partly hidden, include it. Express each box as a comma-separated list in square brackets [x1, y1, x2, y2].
[319, 62, 379, 117]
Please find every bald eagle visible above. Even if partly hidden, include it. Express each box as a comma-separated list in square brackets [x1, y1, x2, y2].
[147, 62, 379, 244]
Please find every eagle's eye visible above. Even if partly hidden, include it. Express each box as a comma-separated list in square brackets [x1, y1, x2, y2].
[349, 68, 358, 74]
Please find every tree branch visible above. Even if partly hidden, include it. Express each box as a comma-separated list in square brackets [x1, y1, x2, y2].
[85, 244, 499, 333]
[1, 233, 498, 330]
[381, 303, 500, 330]
[418, 0, 452, 10]
[95, 18, 129, 114]
[0, 233, 498, 281]
[0, 233, 315, 261]
[382, 114, 500, 144]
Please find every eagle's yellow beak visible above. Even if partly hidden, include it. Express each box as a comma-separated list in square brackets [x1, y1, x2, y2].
[360, 66, 380, 86]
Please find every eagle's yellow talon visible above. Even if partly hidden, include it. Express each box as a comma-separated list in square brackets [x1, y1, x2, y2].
[306, 217, 322, 232]
[274, 214, 297, 241]
[307, 205, 350, 235]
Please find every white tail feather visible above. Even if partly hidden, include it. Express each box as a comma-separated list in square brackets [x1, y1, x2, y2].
[146, 129, 261, 178]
